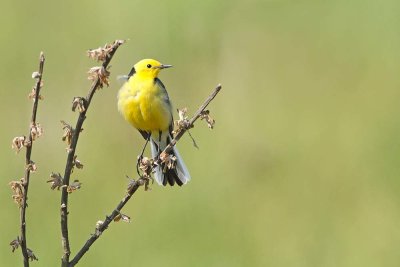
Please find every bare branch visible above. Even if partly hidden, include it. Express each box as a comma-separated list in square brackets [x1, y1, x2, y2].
[161, 84, 222, 157]
[60, 40, 124, 267]
[69, 84, 222, 266]
[18, 52, 45, 267]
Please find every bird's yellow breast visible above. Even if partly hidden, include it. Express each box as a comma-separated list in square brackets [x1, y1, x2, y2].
[118, 76, 171, 132]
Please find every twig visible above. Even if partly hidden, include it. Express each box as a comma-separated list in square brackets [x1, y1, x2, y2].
[69, 84, 222, 266]
[20, 52, 45, 267]
[162, 84, 221, 155]
[69, 179, 142, 266]
[60, 40, 124, 267]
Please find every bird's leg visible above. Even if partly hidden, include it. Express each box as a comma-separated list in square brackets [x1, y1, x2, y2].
[157, 130, 166, 164]
[158, 131, 162, 156]
[157, 131, 167, 174]
[136, 135, 150, 176]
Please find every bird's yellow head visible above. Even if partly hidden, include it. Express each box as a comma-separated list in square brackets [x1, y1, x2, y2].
[133, 59, 172, 79]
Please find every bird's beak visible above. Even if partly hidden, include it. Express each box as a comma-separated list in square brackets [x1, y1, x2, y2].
[158, 64, 172, 69]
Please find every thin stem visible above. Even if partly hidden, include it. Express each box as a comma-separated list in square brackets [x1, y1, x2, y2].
[69, 179, 142, 266]
[163, 84, 222, 155]
[60, 40, 124, 267]
[20, 52, 45, 267]
[136, 136, 150, 176]
[69, 84, 222, 266]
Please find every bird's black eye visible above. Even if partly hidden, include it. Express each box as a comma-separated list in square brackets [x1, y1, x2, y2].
[147, 64, 152, 68]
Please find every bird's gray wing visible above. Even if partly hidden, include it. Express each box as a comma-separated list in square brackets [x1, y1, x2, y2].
[154, 77, 174, 135]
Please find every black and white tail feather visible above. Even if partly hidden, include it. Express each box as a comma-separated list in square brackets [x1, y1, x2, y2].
[150, 131, 191, 186]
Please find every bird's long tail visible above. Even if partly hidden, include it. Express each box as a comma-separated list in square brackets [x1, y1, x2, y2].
[150, 132, 191, 186]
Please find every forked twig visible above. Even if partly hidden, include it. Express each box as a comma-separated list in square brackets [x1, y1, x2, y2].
[60, 40, 124, 267]
[69, 84, 222, 266]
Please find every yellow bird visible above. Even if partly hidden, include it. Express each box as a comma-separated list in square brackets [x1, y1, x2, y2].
[117, 59, 190, 186]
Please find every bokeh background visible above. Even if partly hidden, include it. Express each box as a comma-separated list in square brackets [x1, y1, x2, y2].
[1, 0, 400, 266]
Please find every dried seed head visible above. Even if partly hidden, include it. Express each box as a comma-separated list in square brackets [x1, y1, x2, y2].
[67, 180, 82, 194]
[96, 220, 104, 229]
[47, 172, 65, 190]
[61, 120, 73, 148]
[137, 157, 155, 191]
[114, 212, 131, 223]
[134, 158, 154, 191]
[178, 108, 188, 121]
[113, 213, 121, 221]
[72, 97, 86, 113]
[95, 220, 104, 236]
[160, 153, 177, 171]
[28, 87, 44, 100]
[10, 237, 21, 252]
[87, 40, 126, 62]
[30, 122, 43, 141]
[174, 108, 192, 133]
[32, 71, 41, 79]
[88, 66, 110, 88]
[139, 157, 153, 178]
[9, 180, 24, 207]
[144, 176, 154, 191]
[200, 110, 215, 129]
[27, 248, 38, 261]
[26, 160, 37, 172]
[12, 136, 28, 153]
[72, 155, 84, 171]
[87, 47, 108, 62]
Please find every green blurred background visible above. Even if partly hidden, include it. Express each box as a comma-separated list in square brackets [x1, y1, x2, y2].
[1, 0, 400, 266]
